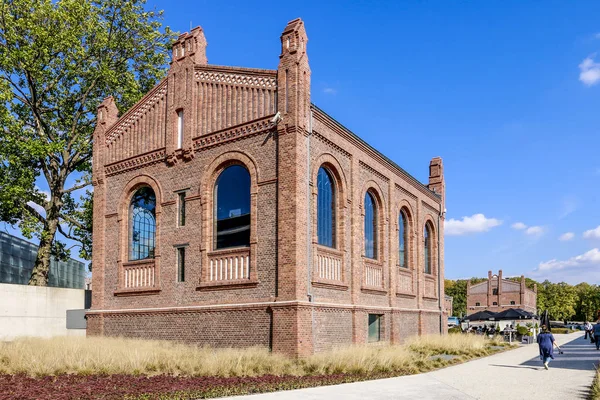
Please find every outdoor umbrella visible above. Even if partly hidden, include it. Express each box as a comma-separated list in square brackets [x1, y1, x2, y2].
[495, 308, 536, 320]
[465, 310, 497, 321]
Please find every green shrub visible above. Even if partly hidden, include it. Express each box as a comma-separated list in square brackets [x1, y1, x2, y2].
[516, 326, 529, 336]
[448, 326, 462, 334]
[551, 328, 574, 334]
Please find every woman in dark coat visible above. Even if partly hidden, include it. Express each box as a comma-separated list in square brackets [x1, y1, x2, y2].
[537, 325, 561, 370]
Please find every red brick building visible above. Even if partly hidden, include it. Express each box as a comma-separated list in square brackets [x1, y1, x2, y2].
[467, 270, 537, 314]
[87, 18, 446, 356]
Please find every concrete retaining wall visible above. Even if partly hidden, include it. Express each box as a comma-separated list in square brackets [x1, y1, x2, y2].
[0, 283, 86, 340]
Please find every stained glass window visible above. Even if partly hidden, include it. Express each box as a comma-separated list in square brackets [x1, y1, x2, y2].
[129, 187, 156, 261]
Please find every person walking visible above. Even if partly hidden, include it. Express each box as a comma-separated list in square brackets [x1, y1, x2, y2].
[585, 321, 593, 341]
[537, 324, 561, 370]
[593, 321, 600, 350]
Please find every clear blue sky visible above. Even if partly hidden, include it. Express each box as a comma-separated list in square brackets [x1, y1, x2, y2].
[3, 1, 600, 284]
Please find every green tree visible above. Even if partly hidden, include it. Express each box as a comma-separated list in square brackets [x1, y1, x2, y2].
[574, 283, 600, 322]
[0, 0, 175, 285]
[538, 281, 578, 322]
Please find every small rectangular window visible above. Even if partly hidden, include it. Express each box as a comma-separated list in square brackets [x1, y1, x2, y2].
[178, 192, 186, 227]
[368, 314, 382, 342]
[492, 288, 498, 295]
[177, 110, 184, 149]
[493, 302, 498, 306]
[475, 302, 481, 306]
[177, 247, 186, 282]
[510, 301, 516, 305]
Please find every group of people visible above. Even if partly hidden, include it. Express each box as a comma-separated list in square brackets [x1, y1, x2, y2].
[465, 325, 498, 335]
[583, 321, 600, 350]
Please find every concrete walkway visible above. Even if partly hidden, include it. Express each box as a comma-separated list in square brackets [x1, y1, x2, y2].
[222, 332, 597, 400]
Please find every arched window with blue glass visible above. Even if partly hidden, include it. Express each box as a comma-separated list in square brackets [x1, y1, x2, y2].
[129, 187, 156, 261]
[399, 209, 408, 268]
[214, 164, 251, 249]
[424, 222, 433, 274]
[317, 167, 336, 248]
[364, 191, 378, 259]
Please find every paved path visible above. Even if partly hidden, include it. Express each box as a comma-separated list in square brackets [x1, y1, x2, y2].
[222, 333, 598, 400]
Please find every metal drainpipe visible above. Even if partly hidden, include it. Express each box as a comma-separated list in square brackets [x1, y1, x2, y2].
[438, 202, 443, 334]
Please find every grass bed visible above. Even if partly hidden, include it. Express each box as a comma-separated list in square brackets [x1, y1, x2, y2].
[591, 369, 600, 400]
[0, 335, 514, 399]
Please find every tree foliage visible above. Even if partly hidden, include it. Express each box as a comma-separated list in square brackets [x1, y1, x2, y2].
[0, 0, 175, 284]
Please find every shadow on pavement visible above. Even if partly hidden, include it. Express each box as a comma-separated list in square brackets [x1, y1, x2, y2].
[520, 335, 599, 372]
[489, 364, 540, 370]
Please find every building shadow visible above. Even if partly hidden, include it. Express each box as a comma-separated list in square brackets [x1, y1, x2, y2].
[489, 364, 540, 370]
[520, 335, 598, 372]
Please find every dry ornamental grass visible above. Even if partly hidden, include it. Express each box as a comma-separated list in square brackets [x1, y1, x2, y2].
[0, 334, 514, 399]
[0, 334, 511, 378]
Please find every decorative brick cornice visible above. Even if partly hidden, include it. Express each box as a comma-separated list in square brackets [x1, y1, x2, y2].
[105, 81, 167, 145]
[312, 131, 351, 159]
[421, 200, 440, 216]
[195, 69, 277, 89]
[193, 117, 273, 151]
[359, 160, 390, 183]
[105, 148, 166, 177]
[396, 183, 417, 201]
[87, 301, 445, 316]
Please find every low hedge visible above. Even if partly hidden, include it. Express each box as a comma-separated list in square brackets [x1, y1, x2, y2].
[550, 328, 575, 334]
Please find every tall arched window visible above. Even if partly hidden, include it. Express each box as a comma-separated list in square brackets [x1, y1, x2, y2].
[129, 187, 156, 261]
[399, 210, 408, 268]
[317, 167, 335, 247]
[424, 223, 433, 274]
[214, 165, 251, 249]
[364, 191, 378, 259]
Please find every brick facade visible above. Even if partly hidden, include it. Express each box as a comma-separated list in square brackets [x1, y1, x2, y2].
[88, 18, 446, 356]
[467, 270, 537, 314]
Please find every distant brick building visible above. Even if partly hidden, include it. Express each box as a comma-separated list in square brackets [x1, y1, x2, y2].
[444, 295, 453, 316]
[467, 270, 536, 314]
[87, 18, 446, 356]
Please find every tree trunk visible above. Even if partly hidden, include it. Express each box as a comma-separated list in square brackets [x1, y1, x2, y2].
[28, 198, 61, 286]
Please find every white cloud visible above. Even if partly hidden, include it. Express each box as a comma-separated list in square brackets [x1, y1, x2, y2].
[511, 222, 544, 236]
[583, 225, 600, 239]
[579, 55, 600, 86]
[537, 248, 600, 271]
[559, 232, 575, 241]
[323, 87, 337, 95]
[445, 213, 502, 236]
[525, 226, 544, 236]
[595, 33, 600, 39]
[531, 248, 600, 284]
